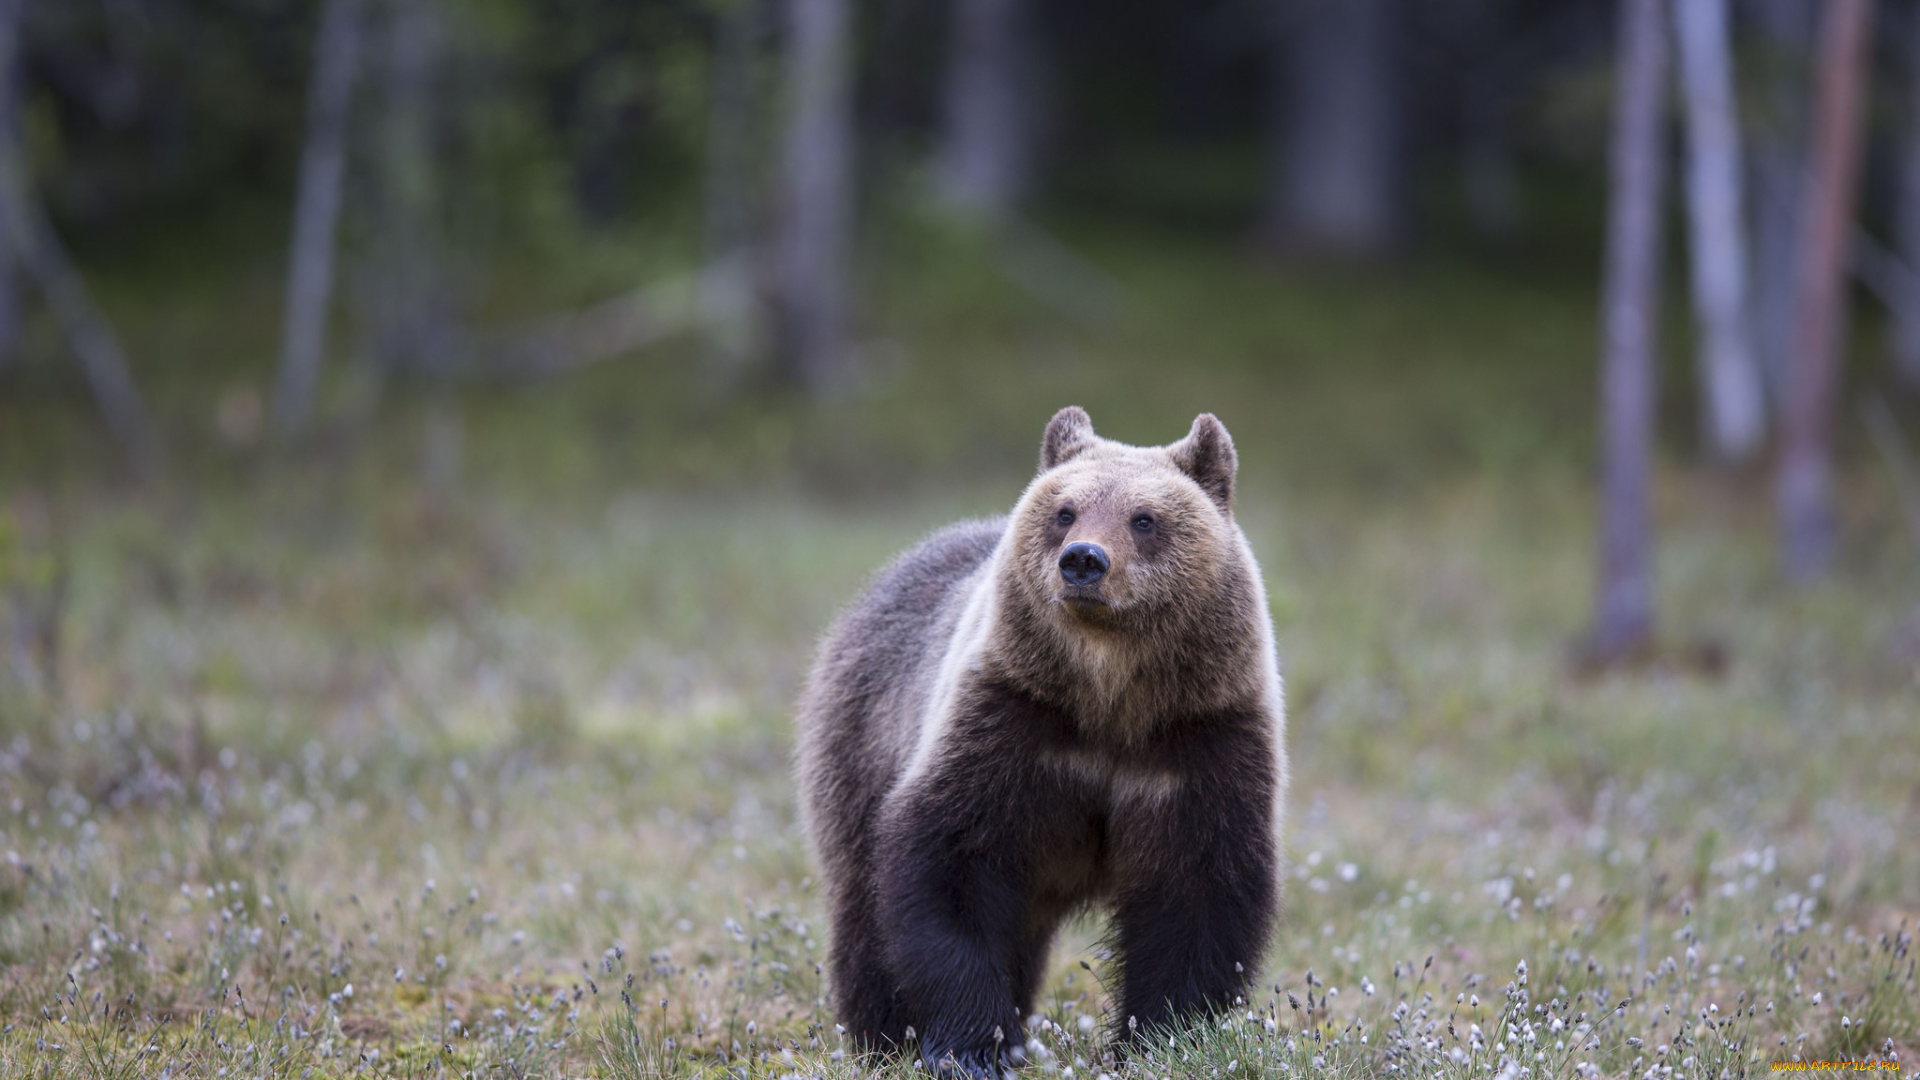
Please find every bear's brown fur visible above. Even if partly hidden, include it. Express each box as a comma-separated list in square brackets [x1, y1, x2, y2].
[796, 407, 1287, 1077]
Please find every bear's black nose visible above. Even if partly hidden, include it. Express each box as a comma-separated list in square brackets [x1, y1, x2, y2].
[1058, 542, 1110, 586]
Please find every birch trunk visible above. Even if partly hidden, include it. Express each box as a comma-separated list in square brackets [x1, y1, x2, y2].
[273, 0, 365, 432]
[1263, 0, 1402, 258]
[1744, 0, 1812, 404]
[1586, 0, 1668, 664]
[1895, 9, 1920, 389]
[1778, 0, 1873, 580]
[936, 0, 1034, 221]
[771, 0, 854, 394]
[0, 6, 15, 372]
[701, 0, 764, 372]
[1673, 0, 1765, 460]
[0, 0, 160, 473]
[367, 0, 454, 376]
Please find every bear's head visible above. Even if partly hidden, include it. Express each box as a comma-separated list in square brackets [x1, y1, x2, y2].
[1008, 406, 1241, 633]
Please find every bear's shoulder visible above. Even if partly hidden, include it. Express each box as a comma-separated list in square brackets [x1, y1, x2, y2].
[802, 517, 1005, 727]
[850, 518, 1004, 622]
[894, 518, 1005, 576]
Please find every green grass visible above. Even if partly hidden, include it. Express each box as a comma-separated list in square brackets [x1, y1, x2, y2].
[0, 210, 1917, 1078]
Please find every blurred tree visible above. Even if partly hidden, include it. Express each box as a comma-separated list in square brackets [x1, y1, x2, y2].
[274, 0, 366, 433]
[0, 1, 14, 372]
[1262, 0, 1404, 258]
[1777, 0, 1872, 580]
[771, 0, 854, 393]
[364, 0, 459, 377]
[935, 0, 1039, 222]
[1743, 0, 1812, 402]
[0, 238, 12, 371]
[1673, 0, 1764, 460]
[0, 0, 159, 474]
[1894, 6, 1920, 390]
[1585, 0, 1667, 665]
[700, 0, 767, 374]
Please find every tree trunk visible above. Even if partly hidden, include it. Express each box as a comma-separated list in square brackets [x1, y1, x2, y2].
[0, 0, 160, 474]
[771, 0, 854, 394]
[1586, 0, 1668, 665]
[1778, 0, 1873, 580]
[0, 1, 15, 373]
[1672, 0, 1764, 461]
[273, 0, 365, 433]
[1262, 0, 1402, 258]
[366, 0, 455, 377]
[0, 197, 15, 369]
[0, 237, 13, 372]
[701, 0, 765, 373]
[1895, 7, 1920, 390]
[936, 0, 1036, 222]
[1744, 0, 1812, 404]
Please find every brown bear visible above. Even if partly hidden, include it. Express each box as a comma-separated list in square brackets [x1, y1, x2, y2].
[796, 407, 1287, 1077]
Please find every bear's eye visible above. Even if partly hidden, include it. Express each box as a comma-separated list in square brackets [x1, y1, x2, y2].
[1055, 508, 1075, 527]
[1132, 513, 1155, 533]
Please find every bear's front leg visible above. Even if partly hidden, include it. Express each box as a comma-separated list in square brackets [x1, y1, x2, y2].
[1109, 736, 1278, 1040]
[874, 787, 1032, 1079]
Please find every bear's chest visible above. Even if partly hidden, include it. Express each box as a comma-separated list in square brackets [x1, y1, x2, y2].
[1021, 743, 1183, 910]
[1026, 801, 1110, 922]
[1038, 743, 1183, 814]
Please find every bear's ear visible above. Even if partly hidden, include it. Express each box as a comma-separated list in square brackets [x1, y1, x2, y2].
[1170, 413, 1236, 513]
[1040, 406, 1097, 471]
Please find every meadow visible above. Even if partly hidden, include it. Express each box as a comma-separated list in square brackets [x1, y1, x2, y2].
[1, 213, 1916, 1078]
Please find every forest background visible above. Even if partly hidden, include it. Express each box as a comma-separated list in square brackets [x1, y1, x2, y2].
[0, 0, 1916, 1077]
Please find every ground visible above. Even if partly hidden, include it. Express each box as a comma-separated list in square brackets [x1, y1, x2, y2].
[0, 212, 1916, 1078]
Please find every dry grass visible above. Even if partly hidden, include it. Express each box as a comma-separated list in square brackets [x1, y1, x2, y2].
[1, 220, 1916, 1078]
[1, 463, 1914, 1080]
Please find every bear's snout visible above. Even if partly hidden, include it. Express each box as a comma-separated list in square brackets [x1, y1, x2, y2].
[1058, 542, 1110, 586]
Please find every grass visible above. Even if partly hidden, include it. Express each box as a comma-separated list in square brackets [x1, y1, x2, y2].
[0, 206, 1917, 1079]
